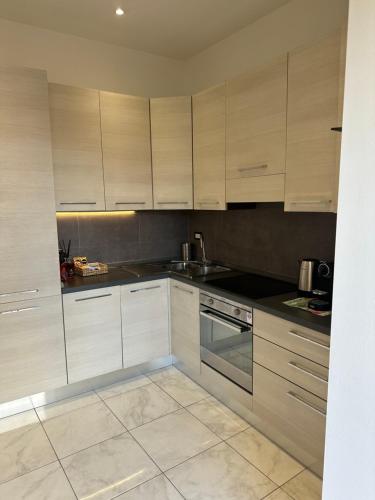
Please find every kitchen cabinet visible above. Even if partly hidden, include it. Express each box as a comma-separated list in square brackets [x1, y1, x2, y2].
[150, 96, 193, 209]
[0, 296, 67, 403]
[100, 92, 153, 211]
[63, 287, 122, 383]
[0, 66, 61, 304]
[121, 279, 170, 368]
[170, 280, 200, 376]
[226, 56, 287, 203]
[285, 30, 346, 212]
[49, 83, 105, 211]
[193, 84, 226, 210]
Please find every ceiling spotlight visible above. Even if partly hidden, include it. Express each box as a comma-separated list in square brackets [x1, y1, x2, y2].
[115, 7, 125, 16]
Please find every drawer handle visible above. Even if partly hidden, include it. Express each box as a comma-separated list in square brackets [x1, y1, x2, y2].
[173, 285, 193, 295]
[197, 201, 220, 206]
[115, 202, 146, 205]
[287, 391, 326, 417]
[75, 293, 112, 302]
[290, 200, 332, 206]
[157, 201, 189, 205]
[0, 306, 40, 316]
[288, 330, 329, 350]
[130, 285, 161, 293]
[288, 361, 328, 383]
[200, 310, 249, 334]
[0, 289, 39, 298]
[60, 202, 97, 205]
[238, 164, 268, 172]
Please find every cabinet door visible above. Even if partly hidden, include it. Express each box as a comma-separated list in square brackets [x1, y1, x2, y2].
[121, 280, 169, 368]
[226, 57, 287, 202]
[49, 84, 105, 211]
[0, 296, 67, 403]
[150, 96, 193, 209]
[170, 280, 200, 376]
[193, 84, 226, 210]
[285, 31, 345, 212]
[0, 67, 61, 304]
[63, 287, 122, 383]
[100, 92, 153, 211]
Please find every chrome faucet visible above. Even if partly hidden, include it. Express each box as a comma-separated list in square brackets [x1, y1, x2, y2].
[194, 232, 208, 264]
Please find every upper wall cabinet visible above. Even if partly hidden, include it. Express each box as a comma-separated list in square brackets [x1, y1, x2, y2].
[150, 96, 193, 209]
[193, 84, 226, 210]
[49, 84, 105, 211]
[284, 31, 346, 212]
[226, 56, 288, 203]
[100, 92, 153, 211]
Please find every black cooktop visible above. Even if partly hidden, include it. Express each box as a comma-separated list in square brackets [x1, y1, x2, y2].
[209, 273, 297, 300]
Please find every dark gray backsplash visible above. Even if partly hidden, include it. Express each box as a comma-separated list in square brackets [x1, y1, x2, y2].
[57, 211, 189, 264]
[188, 204, 337, 282]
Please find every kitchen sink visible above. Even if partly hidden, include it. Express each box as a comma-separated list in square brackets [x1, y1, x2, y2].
[165, 261, 231, 277]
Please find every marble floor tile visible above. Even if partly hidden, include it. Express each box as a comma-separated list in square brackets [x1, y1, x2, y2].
[116, 474, 183, 499]
[62, 433, 160, 500]
[150, 369, 209, 406]
[131, 408, 221, 471]
[105, 383, 181, 430]
[42, 400, 125, 458]
[36, 390, 100, 421]
[187, 395, 248, 440]
[0, 410, 56, 484]
[265, 488, 293, 500]
[148, 365, 181, 382]
[166, 441, 277, 500]
[282, 470, 322, 500]
[0, 462, 76, 500]
[96, 374, 152, 400]
[227, 427, 304, 486]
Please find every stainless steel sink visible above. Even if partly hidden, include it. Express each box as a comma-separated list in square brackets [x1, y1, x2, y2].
[166, 261, 230, 277]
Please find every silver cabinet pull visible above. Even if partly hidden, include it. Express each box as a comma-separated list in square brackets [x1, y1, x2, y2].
[288, 361, 328, 383]
[130, 285, 161, 293]
[197, 201, 220, 206]
[0, 289, 39, 298]
[238, 164, 268, 172]
[288, 330, 329, 350]
[0, 306, 40, 316]
[290, 200, 332, 206]
[60, 202, 97, 205]
[287, 391, 326, 417]
[157, 201, 189, 205]
[115, 202, 146, 205]
[75, 293, 112, 302]
[173, 284, 193, 294]
[200, 310, 249, 334]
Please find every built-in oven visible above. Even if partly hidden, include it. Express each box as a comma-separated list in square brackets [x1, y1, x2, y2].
[200, 292, 253, 393]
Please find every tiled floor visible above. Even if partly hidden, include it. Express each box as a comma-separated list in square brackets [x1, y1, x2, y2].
[0, 366, 322, 500]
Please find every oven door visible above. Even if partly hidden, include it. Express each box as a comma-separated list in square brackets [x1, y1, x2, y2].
[200, 306, 253, 393]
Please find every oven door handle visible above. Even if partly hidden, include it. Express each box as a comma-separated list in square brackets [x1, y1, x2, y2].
[200, 310, 249, 333]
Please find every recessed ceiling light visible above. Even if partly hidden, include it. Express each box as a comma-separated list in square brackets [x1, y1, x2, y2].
[115, 7, 125, 16]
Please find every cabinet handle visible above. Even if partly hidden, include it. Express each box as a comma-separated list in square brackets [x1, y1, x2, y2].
[288, 330, 329, 350]
[75, 293, 112, 302]
[238, 164, 268, 172]
[60, 202, 97, 205]
[157, 202, 189, 205]
[130, 285, 161, 293]
[200, 310, 249, 334]
[0, 289, 39, 298]
[173, 284, 193, 294]
[0, 306, 40, 315]
[197, 201, 220, 206]
[287, 391, 326, 417]
[115, 202, 146, 205]
[290, 200, 332, 206]
[288, 361, 328, 383]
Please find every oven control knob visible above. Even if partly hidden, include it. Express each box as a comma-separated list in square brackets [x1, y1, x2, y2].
[208, 298, 214, 305]
[234, 308, 241, 316]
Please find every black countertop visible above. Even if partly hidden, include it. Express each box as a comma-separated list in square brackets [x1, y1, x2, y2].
[61, 263, 331, 336]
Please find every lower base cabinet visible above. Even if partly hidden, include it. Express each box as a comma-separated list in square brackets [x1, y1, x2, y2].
[121, 280, 170, 368]
[63, 287, 122, 384]
[0, 295, 67, 403]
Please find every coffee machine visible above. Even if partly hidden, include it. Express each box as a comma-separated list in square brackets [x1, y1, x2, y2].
[298, 259, 334, 310]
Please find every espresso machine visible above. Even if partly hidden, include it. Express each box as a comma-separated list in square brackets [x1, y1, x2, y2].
[298, 258, 334, 311]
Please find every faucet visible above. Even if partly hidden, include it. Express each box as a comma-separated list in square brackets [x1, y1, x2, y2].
[194, 232, 209, 264]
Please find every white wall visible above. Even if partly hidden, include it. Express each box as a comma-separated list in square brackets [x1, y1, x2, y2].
[184, 0, 349, 93]
[0, 18, 185, 97]
[323, 0, 375, 498]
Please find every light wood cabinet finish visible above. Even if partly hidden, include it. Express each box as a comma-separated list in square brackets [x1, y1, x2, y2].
[100, 92, 153, 211]
[63, 287, 122, 384]
[193, 84, 226, 210]
[49, 83, 105, 211]
[254, 309, 330, 368]
[150, 96, 193, 209]
[170, 280, 200, 375]
[0, 296, 67, 403]
[254, 335, 328, 400]
[0, 67, 61, 304]
[121, 280, 170, 368]
[285, 31, 345, 212]
[226, 56, 287, 202]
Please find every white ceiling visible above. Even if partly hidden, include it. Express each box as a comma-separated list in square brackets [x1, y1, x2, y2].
[0, 0, 291, 59]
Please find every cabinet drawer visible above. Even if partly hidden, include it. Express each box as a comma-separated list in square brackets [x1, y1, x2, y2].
[254, 336, 328, 400]
[253, 363, 326, 469]
[254, 309, 330, 367]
